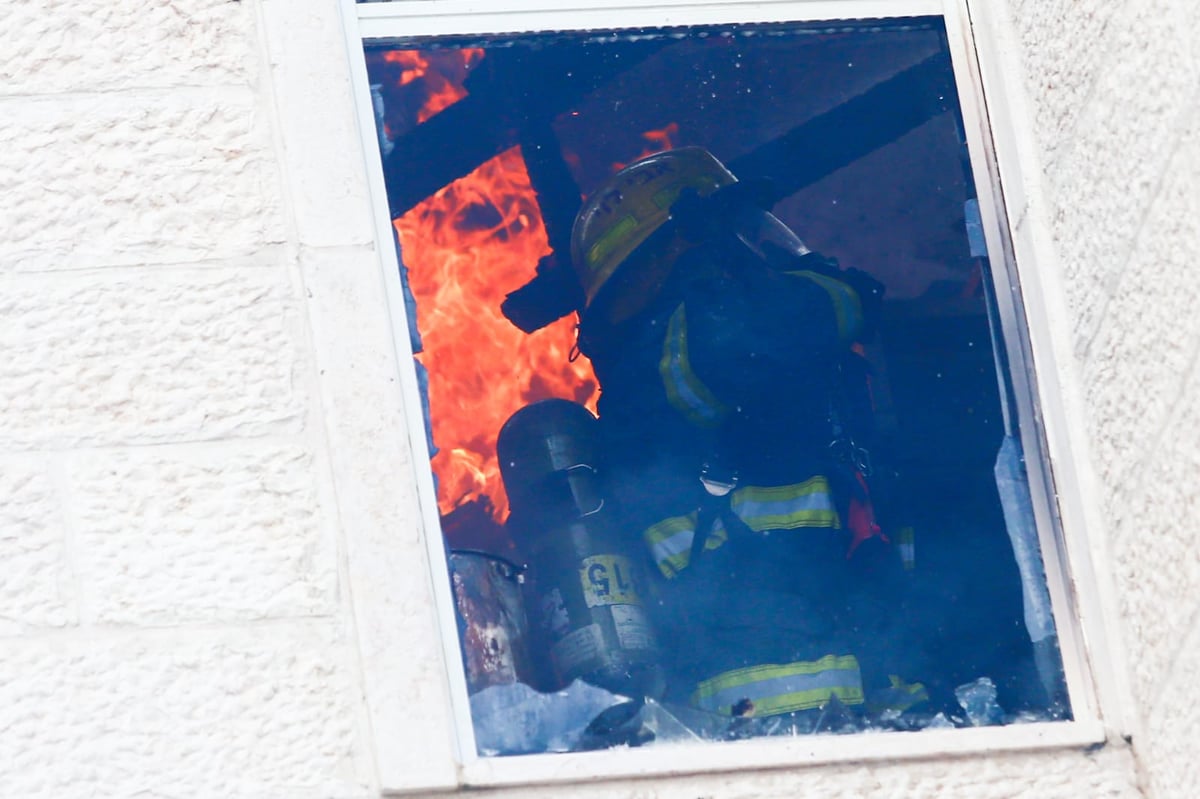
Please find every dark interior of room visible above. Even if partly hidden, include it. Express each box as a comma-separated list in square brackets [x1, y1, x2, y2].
[365, 16, 1065, 738]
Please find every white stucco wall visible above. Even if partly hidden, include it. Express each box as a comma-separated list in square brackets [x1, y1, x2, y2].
[0, 0, 1193, 796]
[997, 0, 1200, 796]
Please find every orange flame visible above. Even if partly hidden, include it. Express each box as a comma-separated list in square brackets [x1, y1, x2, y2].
[382, 48, 485, 125]
[396, 147, 598, 521]
[612, 122, 680, 170]
[418, 48, 484, 122]
[382, 50, 431, 87]
[390, 48, 685, 528]
[640, 122, 680, 153]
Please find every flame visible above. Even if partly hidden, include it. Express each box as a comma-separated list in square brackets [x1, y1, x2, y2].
[640, 122, 680, 154]
[416, 48, 484, 123]
[396, 147, 598, 522]
[390, 48, 685, 528]
[382, 50, 430, 87]
[381, 48, 485, 126]
[612, 122, 680, 170]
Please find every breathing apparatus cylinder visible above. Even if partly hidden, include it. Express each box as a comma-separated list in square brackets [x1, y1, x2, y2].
[498, 399, 662, 697]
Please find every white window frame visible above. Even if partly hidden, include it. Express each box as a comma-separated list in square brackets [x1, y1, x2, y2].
[336, 0, 1129, 792]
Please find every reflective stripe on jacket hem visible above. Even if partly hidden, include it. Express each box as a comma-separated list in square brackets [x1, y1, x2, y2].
[691, 654, 865, 716]
[643, 476, 840, 578]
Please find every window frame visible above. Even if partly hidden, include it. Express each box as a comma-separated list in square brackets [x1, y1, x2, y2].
[336, 0, 1125, 790]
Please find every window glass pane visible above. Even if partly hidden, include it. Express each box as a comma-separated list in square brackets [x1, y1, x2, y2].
[364, 16, 1070, 757]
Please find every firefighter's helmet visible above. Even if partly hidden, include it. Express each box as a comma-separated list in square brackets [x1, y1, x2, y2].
[571, 147, 737, 323]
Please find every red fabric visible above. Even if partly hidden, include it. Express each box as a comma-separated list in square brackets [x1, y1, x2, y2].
[846, 470, 886, 558]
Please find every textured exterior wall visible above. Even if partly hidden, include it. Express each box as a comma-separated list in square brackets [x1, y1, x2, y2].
[0, 1, 375, 797]
[449, 747, 1140, 799]
[0, 0, 1185, 796]
[1000, 0, 1200, 796]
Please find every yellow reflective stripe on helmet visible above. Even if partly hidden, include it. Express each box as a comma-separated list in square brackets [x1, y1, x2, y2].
[652, 171, 728, 211]
[691, 655, 864, 716]
[659, 304, 730, 428]
[643, 512, 728, 578]
[729, 476, 840, 531]
[586, 214, 640, 270]
[788, 270, 863, 344]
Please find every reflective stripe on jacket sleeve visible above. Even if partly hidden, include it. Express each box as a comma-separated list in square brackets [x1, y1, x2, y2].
[659, 271, 861, 427]
[730, 477, 840, 532]
[786, 270, 863, 345]
[691, 654, 865, 716]
[643, 511, 729, 578]
[658, 303, 730, 428]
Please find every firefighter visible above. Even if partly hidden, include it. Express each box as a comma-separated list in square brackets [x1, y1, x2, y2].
[569, 147, 927, 726]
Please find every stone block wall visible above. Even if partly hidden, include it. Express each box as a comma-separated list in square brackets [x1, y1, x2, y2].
[0, 1, 374, 796]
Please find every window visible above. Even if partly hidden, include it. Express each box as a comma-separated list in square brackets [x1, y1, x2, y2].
[345, 0, 1104, 785]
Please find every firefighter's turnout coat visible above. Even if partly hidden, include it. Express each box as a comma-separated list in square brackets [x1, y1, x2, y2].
[582, 243, 923, 718]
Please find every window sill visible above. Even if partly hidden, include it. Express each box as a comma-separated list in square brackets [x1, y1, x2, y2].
[417, 719, 1107, 792]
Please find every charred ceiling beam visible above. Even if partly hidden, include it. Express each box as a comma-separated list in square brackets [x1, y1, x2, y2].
[383, 40, 667, 218]
[499, 121, 586, 334]
[728, 51, 957, 201]
[500, 51, 959, 333]
[519, 121, 582, 260]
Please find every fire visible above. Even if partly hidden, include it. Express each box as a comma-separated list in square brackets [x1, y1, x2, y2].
[637, 121, 680, 154]
[396, 147, 598, 522]
[382, 50, 430, 87]
[415, 48, 484, 123]
[612, 122, 680, 170]
[379, 48, 485, 131]
[389, 47, 682, 530]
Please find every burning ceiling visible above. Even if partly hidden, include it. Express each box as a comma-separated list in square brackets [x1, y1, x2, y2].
[366, 21, 965, 546]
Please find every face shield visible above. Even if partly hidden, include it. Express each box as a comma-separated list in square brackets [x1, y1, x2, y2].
[731, 205, 812, 269]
